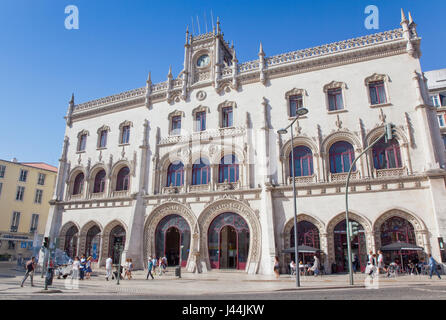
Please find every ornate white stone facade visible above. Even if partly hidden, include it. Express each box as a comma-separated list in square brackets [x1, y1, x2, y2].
[43, 11, 446, 274]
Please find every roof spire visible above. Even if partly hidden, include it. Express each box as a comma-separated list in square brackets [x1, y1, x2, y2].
[70, 93, 74, 104]
[185, 25, 189, 44]
[167, 65, 172, 79]
[216, 16, 221, 35]
[408, 11, 414, 25]
[146, 71, 152, 84]
[258, 41, 265, 56]
[400, 8, 408, 23]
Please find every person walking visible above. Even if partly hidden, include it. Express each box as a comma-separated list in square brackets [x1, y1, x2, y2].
[273, 256, 280, 279]
[428, 254, 442, 279]
[158, 258, 163, 276]
[127, 258, 133, 280]
[105, 256, 113, 281]
[146, 256, 154, 280]
[79, 255, 86, 280]
[152, 256, 158, 274]
[72, 257, 80, 280]
[377, 251, 384, 275]
[310, 255, 320, 277]
[20, 257, 36, 287]
[85, 256, 93, 279]
[352, 254, 359, 273]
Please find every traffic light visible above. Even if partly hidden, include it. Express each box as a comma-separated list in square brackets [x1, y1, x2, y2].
[349, 222, 360, 241]
[43, 237, 49, 249]
[384, 123, 396, 143]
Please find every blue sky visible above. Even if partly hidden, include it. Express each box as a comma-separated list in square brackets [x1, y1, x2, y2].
[0, 0, 445, 166]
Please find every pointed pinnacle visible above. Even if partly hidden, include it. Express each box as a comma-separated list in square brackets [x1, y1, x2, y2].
[147, 71, 152, 84]
[259, 41, 265, 56]
[401, 8, 407, 22]
[408, 11, 414, 24]
[168, 65, 172, 78]
[70, 93, 74, 104]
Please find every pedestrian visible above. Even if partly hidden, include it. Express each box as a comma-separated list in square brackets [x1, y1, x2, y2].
[289, 260, 296, 275]
[79, 255, 86, 280]
[377, 250, 384, 274]
[310, 255, 320, 277]
[367, 251, 374, 264]
[352, 254, 359, 273]
[127, 258, 133, 280]
[85, 256, 93, 279]
[273, 256, 280, 279]
[162, 255, 168, 273]
[72, 256, 80, 280]
[105, 256, 113, 281]
[428, 254, 442, 279]
[146, 256, 154, 280]
[20, 257, 36, 287]
[158, 258, 163, 276]
[152, 256, 157, 274]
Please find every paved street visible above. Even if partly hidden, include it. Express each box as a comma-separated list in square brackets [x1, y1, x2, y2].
[1, 262, 445, 300]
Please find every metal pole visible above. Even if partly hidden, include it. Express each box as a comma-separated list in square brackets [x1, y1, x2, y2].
[116, 244, 122, 285]
[345, 132, 386, 285]
[44, 236, 51, 290]
[290, 123, 300, 287]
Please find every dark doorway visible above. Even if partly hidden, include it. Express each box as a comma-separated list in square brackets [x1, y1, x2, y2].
[220, 225, 237, 269]
[165, 227, 180, 266]
[109, 225, 126, 264]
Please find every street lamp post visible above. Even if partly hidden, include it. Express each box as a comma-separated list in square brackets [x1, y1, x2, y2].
[277, 107, 308, 288]
[179, 245, 184, 278]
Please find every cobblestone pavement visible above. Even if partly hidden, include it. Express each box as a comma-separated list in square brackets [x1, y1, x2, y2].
[1, 263, 445, 299]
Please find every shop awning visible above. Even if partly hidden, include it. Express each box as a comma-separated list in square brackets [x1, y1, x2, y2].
[282, 245, 320, 254]
[380, 242, 424, 251]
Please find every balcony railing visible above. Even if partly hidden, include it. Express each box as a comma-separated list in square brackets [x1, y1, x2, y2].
[68, 194, 83, 201]
[89, 192, 105, 200]
[216, 180, 241, 191]
[162, 185, 185, 194]
[375, 167, 407, 179]
[189, 184, 212, 192]
[111, 190, 130, 198]
[288, 175, 317, 185]
[330, 171, 359, 182]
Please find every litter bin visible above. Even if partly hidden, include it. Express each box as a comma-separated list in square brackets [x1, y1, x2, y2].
[175, 266, 181, 278]
[45, 268, 54, 286]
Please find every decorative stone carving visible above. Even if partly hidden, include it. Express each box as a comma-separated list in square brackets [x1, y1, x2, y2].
[196, 90, 207, 101]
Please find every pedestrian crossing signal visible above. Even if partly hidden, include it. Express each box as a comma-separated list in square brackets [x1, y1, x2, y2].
[43, 237, 49, 248]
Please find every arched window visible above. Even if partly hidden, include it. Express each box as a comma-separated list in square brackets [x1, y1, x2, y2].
[116, 167, 130, 191]
[372, 137, 402, 170]
[192, 158, 210, 185]
[219, 155, 239, 183]
[329, 141, 355, 173]
[380, 216, 416, 246]
[167, 161, 184, 187]
[289, 146, 314, 177]
[93, 170, 106, 193]
[72, 173, 84, 195]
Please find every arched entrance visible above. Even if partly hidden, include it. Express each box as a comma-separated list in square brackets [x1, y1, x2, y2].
[334, 219, 367, 273]
[155, 214, 190, 267]
[85, 226, 101, 261]
[108, 225, 126, 264]
[208, 213, 250, 270]
[380, 216, 418, 265]
[290, 221, 320, 263]
[64, 225, 79, 258]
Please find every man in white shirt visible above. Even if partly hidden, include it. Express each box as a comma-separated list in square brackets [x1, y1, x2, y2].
[377, 250, 384, 275]
[72, 257, 80, 280]
[105, 256, 113, 281]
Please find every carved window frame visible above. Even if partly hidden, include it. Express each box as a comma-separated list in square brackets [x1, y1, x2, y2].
[217, 101, 237, 128]
[364, 74, 392, 108]
[192, 105, 210, 132]
[168, 110, 185, 136]
[76, 130, 89, 153]
[118, 121, 133, 145]
[96, 125, 110, 150]
[285, 88, 308, 119]
[323, 81, 348, 113]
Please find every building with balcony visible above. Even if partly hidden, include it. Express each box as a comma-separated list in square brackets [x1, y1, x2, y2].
[425, 69, 446, 150]
[0, 159, 57, 261]
[44, 10, 446, 274]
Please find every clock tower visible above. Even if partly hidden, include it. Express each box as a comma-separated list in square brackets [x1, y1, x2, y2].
[181, 18, 235, 97]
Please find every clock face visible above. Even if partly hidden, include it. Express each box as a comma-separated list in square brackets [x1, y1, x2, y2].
[197, 54, 210, 67]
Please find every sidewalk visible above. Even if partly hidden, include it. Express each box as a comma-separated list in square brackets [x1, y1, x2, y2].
[1, 264, 445, 297]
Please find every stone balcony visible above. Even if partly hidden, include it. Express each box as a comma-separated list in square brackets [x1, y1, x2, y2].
[288, 175, 317, 185]
[375, 167, 407, 179]
[162, 185, 185, 194]
[111, 190, 130, 198]
[189, 184, 212, 192]
[329, 171, 360, 182]
[89, 192, 105, 200]
[216, 180, 241, 191]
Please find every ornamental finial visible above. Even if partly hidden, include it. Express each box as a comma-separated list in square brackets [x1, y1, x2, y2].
[70, 93, 74, 105]
[147, 71, 152, 84]
[408, 11, 414, 25]
[258, 41, 265, 56]
[400, 8, 407, 23]
[167, 65, 172, 78]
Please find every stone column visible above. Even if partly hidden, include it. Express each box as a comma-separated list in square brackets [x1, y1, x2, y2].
[313, 153, 321, 182]
[210, 164, 218, 191]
